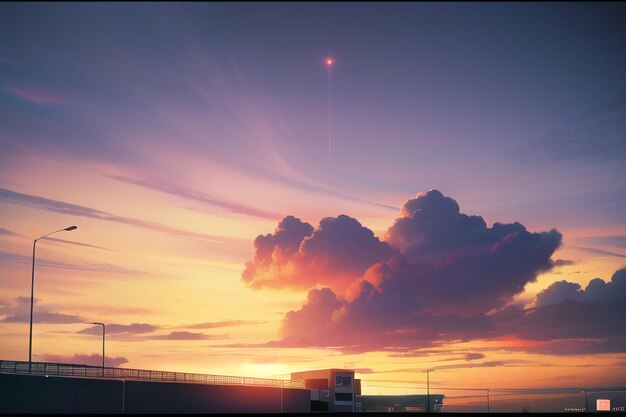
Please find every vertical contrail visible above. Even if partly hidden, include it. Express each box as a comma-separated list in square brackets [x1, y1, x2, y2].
[326, 58, 333, 162]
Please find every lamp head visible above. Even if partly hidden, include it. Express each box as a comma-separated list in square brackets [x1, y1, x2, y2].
[65, 226, 78, 231]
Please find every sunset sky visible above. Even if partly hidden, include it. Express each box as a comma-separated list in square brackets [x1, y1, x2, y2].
[1, 3, 625, 404]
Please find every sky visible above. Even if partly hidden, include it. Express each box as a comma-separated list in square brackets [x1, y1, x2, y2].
[1, 2, 625, 410]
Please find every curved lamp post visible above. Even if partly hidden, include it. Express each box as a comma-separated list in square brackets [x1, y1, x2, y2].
[29, 225, 77, 370]
[91, 322, 105, 376]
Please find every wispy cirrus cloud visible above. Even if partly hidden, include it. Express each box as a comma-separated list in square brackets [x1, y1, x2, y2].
[521, 114, 626, 164]
[182, 320, 266, 329]
[111, 175, 283, 221]
[5, 84, 69, 106]
[0, 250, 146, 276]
[379, 361, 506, 374]
[0, 187, 246, 245]
[0, 56, 15, 65]
[570, 246, 626, 258]
[149, 331, 229, 341]
[0, 227, 17, 236]
[45, 236, 113, 252]
[576, 236, 626, 249]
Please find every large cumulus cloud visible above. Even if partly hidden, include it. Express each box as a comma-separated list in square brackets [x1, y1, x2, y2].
[242, 214, 396, 292]
[535, 268, 626, 307]
[385, 190, 562, 314]
[242, 190, 626, 355]
[277, 266, 492, 352]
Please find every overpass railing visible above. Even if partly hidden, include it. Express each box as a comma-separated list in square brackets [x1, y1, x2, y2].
[0, 360, 304, 389]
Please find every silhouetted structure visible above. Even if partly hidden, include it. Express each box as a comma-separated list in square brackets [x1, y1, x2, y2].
[356, 394, 444, 412]
[291, 368, 359, 412]
[1, 360, 448, 413]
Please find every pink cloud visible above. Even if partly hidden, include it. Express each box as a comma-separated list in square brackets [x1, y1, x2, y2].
[6, 84, 67, 106]
[38, 353, 128, 367]
[238, 190, 626, 356]
[243, 190, 561, 314]
[242, 215, 396, 294]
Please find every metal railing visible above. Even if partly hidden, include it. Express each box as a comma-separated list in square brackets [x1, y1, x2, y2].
[0, 360, 304, 389]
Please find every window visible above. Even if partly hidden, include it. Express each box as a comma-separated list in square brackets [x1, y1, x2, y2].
[335, 393, 353, 402]
[335, 375, 352, 387]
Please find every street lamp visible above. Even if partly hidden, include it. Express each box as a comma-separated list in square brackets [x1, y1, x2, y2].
[424, 369, 435, 413]
[29, 225, 78, 370]
[91, 322, 105, 376]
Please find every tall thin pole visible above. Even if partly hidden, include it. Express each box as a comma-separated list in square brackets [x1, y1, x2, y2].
[427, 370, 430, 413]
[423, 369, 434, 413]
[487, 389, 490, 413]
[28, 225, 77, 372]
[92, 322, 105, 377]
[28, 239, 37, 371]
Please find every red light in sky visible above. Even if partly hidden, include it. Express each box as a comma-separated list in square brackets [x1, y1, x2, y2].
[326, 58, 333, 66]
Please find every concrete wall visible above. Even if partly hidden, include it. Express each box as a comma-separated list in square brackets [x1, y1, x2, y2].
[0, 373, 311, 414]
[0, 374, 124, 413]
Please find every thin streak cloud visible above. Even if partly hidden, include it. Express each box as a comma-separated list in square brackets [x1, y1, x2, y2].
[571, 246, 626, 258]
[0, 187, 246, 245]
[0, 250, 146, 276]
[111, 174, 283, 221]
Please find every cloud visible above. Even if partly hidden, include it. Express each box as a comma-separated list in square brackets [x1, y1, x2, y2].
[276, 279, 490, 353]
[521, 338, 626, 356]
[242, 214, 396, 293]
[78, 323, 159, 335]
[1, 312, 84, 324]
[535, 281, 584, 307]
[535, 268, 626, 307]
[0, 227, 17, 236]
[183, 320, 266, 329]
[552, 259, 576, 267]
[5, 84, 68, 106]
[435, 361, 505, 371]
[0, 187, 246, 245]
[0, 56, 15, 65]
[241, 190, 626, 356]
[489, 284, 626, 355]
[45, 236, 113, 252]
[522, 115, 626, 164]
[577, 235, 626, 249]
[242, 215, 314, 289]
[378, 361, 506, 374]
[0, 297, 84, 324]
[570, 246, 626, 258]
[111, 174, 283, 221]
[465, 353, 485, 361]
[384, 190, 561, 314]
[38, 353, 128, 367]
[149, 331, 227, 341]
[0, 250, 146, 276]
